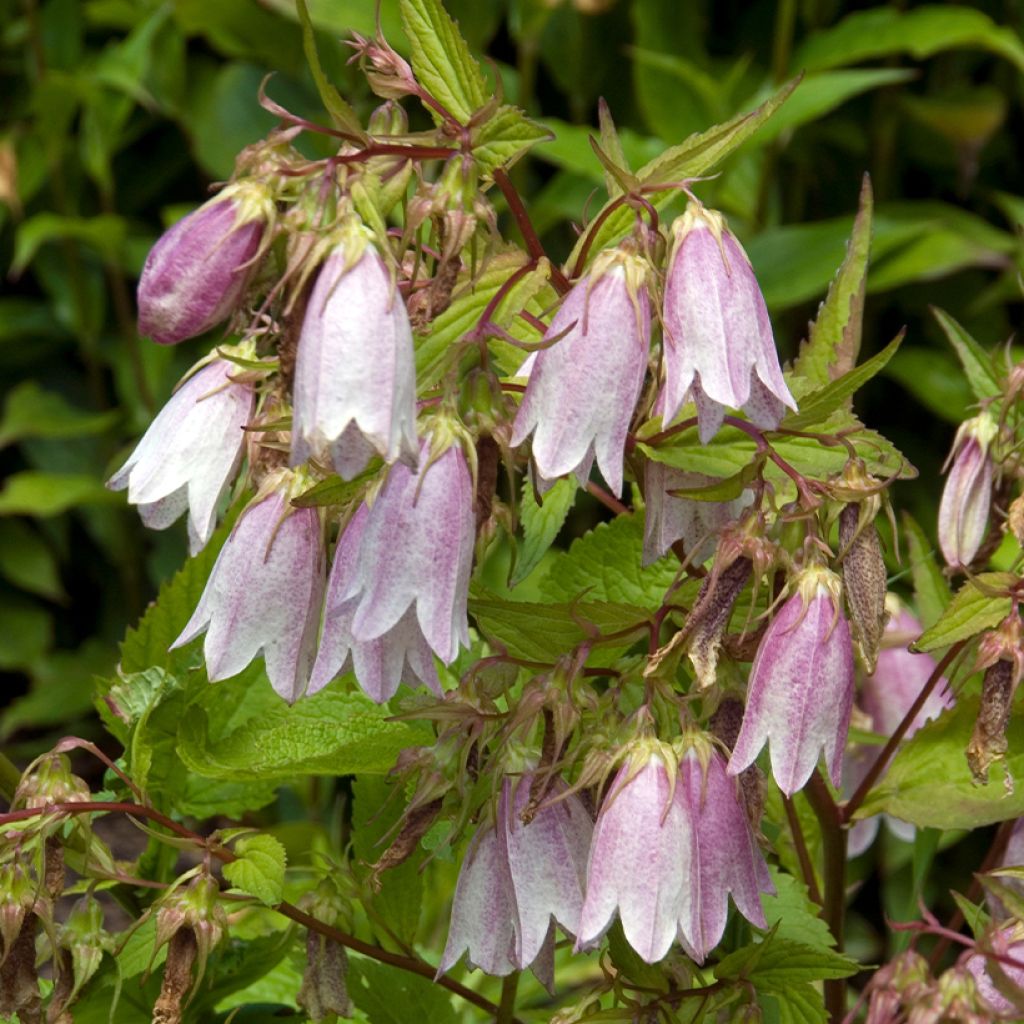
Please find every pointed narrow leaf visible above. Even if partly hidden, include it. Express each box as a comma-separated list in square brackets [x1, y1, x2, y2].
[901, 512, 952, 629]
[511, 477, 576, 587]
[931, 306, 1001, 401]
[295, 0, 365, 137]
[913, 572, 1015, 652]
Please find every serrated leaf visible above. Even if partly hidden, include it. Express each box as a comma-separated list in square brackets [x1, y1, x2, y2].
[793, 174, 872, 388]
[177, 688, 433, 780]
[348, 957, 458, 1024]
[472, 104, 551, 173]
[931, 306, 1001, 401]
[295, 0, 364, 137]
[913, 572, 1015, 652]
[400, 0, 487, 124]
[950, 890, 991, 938]
[511, 477, 576, 587]
[760, 869, 835, 949]
[598, 99, 630, 198]
[760, 984, 827, 1024]
[785, 329, 901, 430]
[0, 471, 121, 517]
[223, 834, 287, 906]
[901, 512, 952, 630]
[858, 697, 1024, 828]
[715, 936, 858, 988]
[0, 380, 118, 448]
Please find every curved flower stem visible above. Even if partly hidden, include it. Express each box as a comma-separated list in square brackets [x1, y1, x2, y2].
[0, 800, 507, 1020]
[722, 416, 818, 507]
[782, 794, 822, 907]
[497, 971, 520, 1024]
[586, 481, 630, 516]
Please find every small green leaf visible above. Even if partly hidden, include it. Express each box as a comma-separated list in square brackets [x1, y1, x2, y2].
[760, 984, 828, 1024]
[793, 175, 872, 388]
[223, 834, 287, 906]
[295, 0, 364, 137]
[0, 520, 64, 601]
[901, 512, 952, 630]
[472, 104, 551, 173]
[715, 936, 859, 988]
[0, 381, 118, 448]
[913, 573, 1015, 652]
[598, 99, 630, 199]
[511, 477, 576, 587]
[760, 869, 835, 949]
[931, 307, 1001, 402]
[291, 468, 378, 508]
[400, 0, 487, 123]
[0, 472, 121, 517]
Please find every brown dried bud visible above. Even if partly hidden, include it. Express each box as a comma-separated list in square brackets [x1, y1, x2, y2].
[839, 503, 889, 674]
[686, 556, 753, 688]
[298, 929, 353, 1021]
[368, 797, 443, 890]
[967, 660, 1016, 786]
[152, 928, 198, 1024]
[0, 915, 41, 1023]
[1007, 494, 1024, 548]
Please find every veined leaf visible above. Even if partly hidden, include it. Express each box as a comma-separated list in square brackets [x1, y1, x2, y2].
[472, 104, 551, 174]
[931, 307, 1001, 401]
[295, 0, 364, 137]
[715, 936, 858, 987]
[223, 834, 287, 906]
[901, 512, 952, 630]
[913, 573, 1015, 652]
[511, 476, 576, 587]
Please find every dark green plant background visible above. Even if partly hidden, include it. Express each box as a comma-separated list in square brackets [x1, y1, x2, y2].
[0, 0, 1022, 1002]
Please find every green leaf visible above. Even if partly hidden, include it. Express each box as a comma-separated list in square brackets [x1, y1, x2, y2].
[223, 834, 287, 906]
[0, 594, 51, 670]
[858, 697, 1024, 828]
[0, 472, 121, 517]
[795, 6, 1024, 75]
[12, 213, 128, 274]
[793, 175, 872, 388]
[883, 347, 972, 425]
[400, 0, 487, 123]
[667, 462, 761, 502]
[177, 688, 433, 780]
[472, 104, 551, 173]
[785, 329, 901, 430]
[0, 381, 118, 448]
[901, 512, 952, 630]
[0, 520, 64, 601]
[760, 869, 835, 949]
[533, 118, 662, 184]
[294, 0, 364, 137]
[348, 956, 458, 1024]
[913, 573, 1015, 652]
[930, 307, 1001, 402]
[715, 936, 859, 988]
[291, 467, 379, 508]
[511, 477, 576, 587]
[761, 984, 827, 1024]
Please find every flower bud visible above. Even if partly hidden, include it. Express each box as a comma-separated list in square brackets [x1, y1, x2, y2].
[729, 566, 855, 795]
[962, 926, 1024, 1019]
[511, 248, 651, 497]
[661, 203, 796, 443]
[938, 413, 997, 569]
[56, 896, 108, 1004]
[138, 181, 273, 345]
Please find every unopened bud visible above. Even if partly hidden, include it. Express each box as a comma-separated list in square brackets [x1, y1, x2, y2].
[839, 503, 889, 673]
[14, 752, 90, 810]
[368, 100, 409, 137]
[298, 929, 353, 1022]
[0, 863, 35, 961]
[938, 413, 997, 570]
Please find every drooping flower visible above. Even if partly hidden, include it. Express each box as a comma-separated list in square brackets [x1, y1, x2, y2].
[291, 229, 418, 479]
[986, 817, 1024, 920]
[511, 248, 651, 497]
[308, 502, 441, 702]
[439, 774, 592, 976]
[107, 355, 254, 554]
[938, 412, 997, 569]
[728, 565, 855, 796]
[661, 203, 796, 444]
[340, 430, 474, 666]
[172, 472, 324, 702]
[845, 601, 953, 857]
[577, 745, 692, 964]
[963, 926, 1024, 1018]
[138, 181, 273, 345]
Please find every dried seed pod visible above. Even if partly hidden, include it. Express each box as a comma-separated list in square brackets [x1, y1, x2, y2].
[967, 660, 1015, 786]
[298, 930, 353, 1022]
[839, 503, 888, 674]
[686, 556, 753, 689]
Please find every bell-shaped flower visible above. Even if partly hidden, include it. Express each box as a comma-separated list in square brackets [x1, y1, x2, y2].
[845, 602, 954, 857]
[678, 742, 773, 962]
[138, 181, 273, 345]
[107, 354, 254, 554]
[291, 229, 418, 480]
[511, 248, 651, 497]
[341, 429, 474, 665]
[172, 471, 325, 702]
[963, 926, 1024, 1018]
[729, 565, 855, 796]
[939, 412, 997, 569]
[661, 203, 796, 444]
[439, 774, 592, 976]
[577, 744, 692, 964]
[309, 503, 441, 702]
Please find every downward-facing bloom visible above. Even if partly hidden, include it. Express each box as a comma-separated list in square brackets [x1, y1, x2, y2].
[963, 926, 1024, 1018]
[339, 431, 474, 666]
[308, 502, 441, 702]
[729, 565, 855, 796]
[138, 181, 273, 345]
[291, 229, 418, 479]
[172, 472, 324, 702]
[439, 774, 592, 976]
[661, 204, 796, 443]
[511, 248, 651, 497]
[938, 412, 997, 569]
[107, 355, 254, 553]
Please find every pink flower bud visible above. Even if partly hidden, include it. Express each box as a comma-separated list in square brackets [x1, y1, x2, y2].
[138, 182, 273, 345]
[107, 357, 254, 553]
[172, 475, 325, 702]
[511, 249, 651, 497]
[729, 566, 855, 796]
[661, 204, 796, 443]
[938, 413, 997, 569]
[963, 926, 1024, 1017]
[291, 240, 418, 479]
[439, 774, 592, 976]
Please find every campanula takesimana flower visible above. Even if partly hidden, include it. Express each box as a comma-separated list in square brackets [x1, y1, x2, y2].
[938, 412, 997, 569]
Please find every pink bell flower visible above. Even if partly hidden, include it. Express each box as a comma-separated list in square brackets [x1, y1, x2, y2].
[938, 413, 997, 569]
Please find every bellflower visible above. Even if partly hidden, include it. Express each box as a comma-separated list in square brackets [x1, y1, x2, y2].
[661, 203, 796, 444]
[138, 181, 273, 345]
[938, 413, 997, 569]
[107, 355, 254, 554]
[511, 249, 651, 497]
[439, 774, 592, 976]
[341, 431, 474, 665]
[845, 603, 954, 857]
[309, 503, 441, 702]
[963, 927, 1024, 1018]
[291, 230, 418, 479]
[729, 566, 855, 796]
[172, 472, 325, 703]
